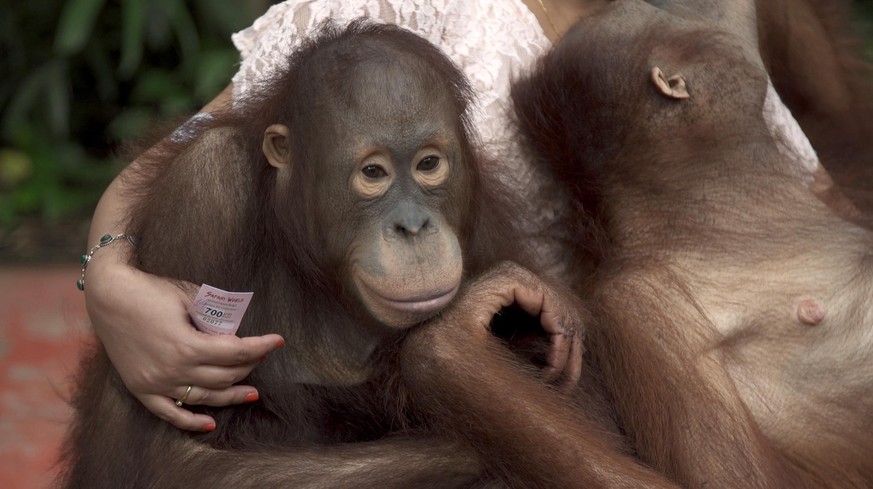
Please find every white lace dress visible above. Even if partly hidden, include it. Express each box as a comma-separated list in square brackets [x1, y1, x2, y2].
[229, 0, 823, 275]
[231, 0, 571, 274]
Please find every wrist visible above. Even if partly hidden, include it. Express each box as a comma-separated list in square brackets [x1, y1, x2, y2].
[80, 235, 137, 297]
[83, 244, 143, 340]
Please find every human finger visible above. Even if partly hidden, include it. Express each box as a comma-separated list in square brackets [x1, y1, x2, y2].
[172, 384, 261, 408]
[139, 394, 217, 432]
[188, 333, 285, 367]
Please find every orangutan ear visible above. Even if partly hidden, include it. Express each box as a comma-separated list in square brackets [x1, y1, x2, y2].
[263, 124, 292, 168]
[651, 66, 690, 100]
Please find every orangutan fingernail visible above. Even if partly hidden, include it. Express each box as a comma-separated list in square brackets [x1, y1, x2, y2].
[244, 392, 259, 403]
[203, 423, 216, 431]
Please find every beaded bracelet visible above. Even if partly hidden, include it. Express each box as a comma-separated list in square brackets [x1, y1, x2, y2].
[76, 234, 138, 291]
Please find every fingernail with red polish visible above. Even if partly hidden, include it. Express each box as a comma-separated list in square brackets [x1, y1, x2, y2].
[244, 392, 259, 403]
[203, 423, 216, 431]
[275, 338, 286, 349]
[260, 355, 268, 362]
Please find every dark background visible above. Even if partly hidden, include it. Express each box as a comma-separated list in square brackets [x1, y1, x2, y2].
[0, 0, 276, 263]
[1, 0, 873, 263]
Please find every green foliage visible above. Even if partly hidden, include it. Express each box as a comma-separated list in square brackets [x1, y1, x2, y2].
[0, 0, 268, 229]
[3, 0, 873, 232]
[854, 0, 873, 61]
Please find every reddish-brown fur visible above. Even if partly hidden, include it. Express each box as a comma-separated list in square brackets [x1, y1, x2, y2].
[402, 264, 679, 488]
[510, 0, 873, 487]
[57, 21, 578, 489]
[58, 2, 873, 488]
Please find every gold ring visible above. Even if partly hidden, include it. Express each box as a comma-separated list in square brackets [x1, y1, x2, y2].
[175, 385, 193, 407]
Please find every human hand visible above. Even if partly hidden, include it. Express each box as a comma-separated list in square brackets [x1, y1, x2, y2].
[407, 262, 585, 391]
[83, 246, 284, 431]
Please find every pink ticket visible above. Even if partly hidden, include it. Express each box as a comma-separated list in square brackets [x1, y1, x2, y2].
[187, 284, 254, 335]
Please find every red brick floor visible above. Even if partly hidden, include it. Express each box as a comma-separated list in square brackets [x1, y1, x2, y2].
[0, 267, 89, 489]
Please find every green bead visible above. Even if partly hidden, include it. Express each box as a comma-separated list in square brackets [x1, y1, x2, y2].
[99, 234, 113, 245]
[80, 254, 89, 265]
[76, 278, 85, 291]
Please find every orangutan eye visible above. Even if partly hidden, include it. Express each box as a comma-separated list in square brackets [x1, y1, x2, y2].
[362, 165, 388, 179]
[417, 156, 441, 172]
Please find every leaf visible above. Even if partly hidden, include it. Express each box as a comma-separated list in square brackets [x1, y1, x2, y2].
[10, 182, 41, 215]
[43, 187, 99, 221]
[130, 69, 182, 103]
[46, 60, 71, 138]
[119, 0, 147, 78]
[154, 0, 200, 64]
[83, 39, 119, 101]
[0, 149, 33, 188]
[194, 49, 238, 100]
[192, 0, 258, 32]
[161, 93, 196, 117]
[0, 195, 16, 227]
[106, 108, 154, 141]
[54, 0, 108, 55]
[1, 60, 69, 140]
[1, 70, 43, 139]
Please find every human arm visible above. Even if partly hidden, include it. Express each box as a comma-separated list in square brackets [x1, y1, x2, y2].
[84, 84, 285, 432]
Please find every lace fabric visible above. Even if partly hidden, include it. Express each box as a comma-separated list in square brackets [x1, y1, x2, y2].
[231, 0, 548, 155]
[762, 80, 821, 182]
[229, 1, 822, 277]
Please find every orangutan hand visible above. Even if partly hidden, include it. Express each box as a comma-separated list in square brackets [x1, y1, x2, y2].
[406, 262, 586, 391]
